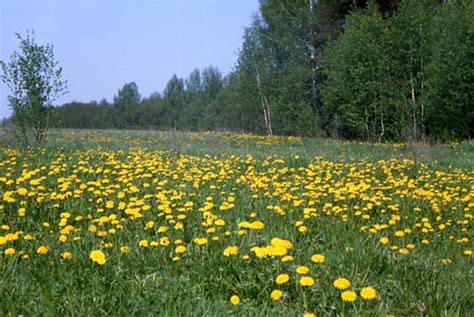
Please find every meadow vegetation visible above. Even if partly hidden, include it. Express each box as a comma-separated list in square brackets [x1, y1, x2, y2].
[0, 130, 472, 315]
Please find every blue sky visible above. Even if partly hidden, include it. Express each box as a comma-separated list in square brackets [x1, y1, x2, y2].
[0, 0, 259, 119]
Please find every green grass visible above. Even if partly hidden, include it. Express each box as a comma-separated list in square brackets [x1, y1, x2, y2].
[0, 129, 472, 316]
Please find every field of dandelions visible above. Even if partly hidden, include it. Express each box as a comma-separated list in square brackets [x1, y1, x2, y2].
[0, 130, 472, 316]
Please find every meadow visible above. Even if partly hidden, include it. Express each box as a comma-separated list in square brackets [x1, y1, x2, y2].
[0, 130, 472, 316]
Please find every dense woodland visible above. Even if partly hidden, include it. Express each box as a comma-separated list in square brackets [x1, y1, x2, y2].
[53, 0, 473, 141]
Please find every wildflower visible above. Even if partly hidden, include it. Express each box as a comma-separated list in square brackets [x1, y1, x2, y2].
[90, 250, 106, 265]
[139, 239, 149, 247]
[341, 290, 357, 302]
[175, 245, 186, 254]
[223, 246, 238, 256]
[296, 266, 310, 275]
[37, 246, 48, 254]
[399, 248, 409, 254]
[270, 289, 283, 301]
[61, 251, 73, 259]
[230, 295, 240, 305]
[160, 237, 170, 246]
[299, 276, 315, 287]
[120, 245, 131, 253]
[17, 188, 28, 195]
[441, 258, 452, 264]
[360, 287, 377, 300]
[276, 273, 290, 285]
[311, 254, 325, 264]
[281, 255, 294, 262]
[333, 278, 351, 290]
[4, 247, 15, 255]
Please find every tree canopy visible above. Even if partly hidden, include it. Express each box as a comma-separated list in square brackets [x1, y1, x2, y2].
[48, 0, 472, 141]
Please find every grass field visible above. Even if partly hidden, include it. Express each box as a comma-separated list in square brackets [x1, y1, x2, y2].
[0, 130, 473, 316]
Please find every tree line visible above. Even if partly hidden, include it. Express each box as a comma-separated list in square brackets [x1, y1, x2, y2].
[4, 0, 473, 142]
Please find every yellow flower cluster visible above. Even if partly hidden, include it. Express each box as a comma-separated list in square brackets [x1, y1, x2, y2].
[0, 136, 471, 315]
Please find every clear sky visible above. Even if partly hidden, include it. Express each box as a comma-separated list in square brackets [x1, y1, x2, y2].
[0, 0, 259, 119]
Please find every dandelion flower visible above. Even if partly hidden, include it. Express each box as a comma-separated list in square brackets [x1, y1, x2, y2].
[311, 254, 325, 264]
[139, 239, 149, 247]
[90, 250, 106, 265]
[230, 295, 240, 305]
[341, 290, 357, 302]
[223, 246, 238, 256]
[37, 246, 48, 254]
[120, 245, 131, 253]
[276, 273, 290, 285]
[4, 247, 15, 255]
[333, 278, 351, 290]
[61, 251, 73, 260]
[296, 266, 310, 275]
[299, 276, 315, 287]
[175, 245, 186, 254]
[270, 289, 283, 301]
[281, 255, 294, 262]
[360, 287, 377, 300]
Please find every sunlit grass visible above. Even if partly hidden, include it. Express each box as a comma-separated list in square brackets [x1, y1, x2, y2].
[0, 130, 472, 315]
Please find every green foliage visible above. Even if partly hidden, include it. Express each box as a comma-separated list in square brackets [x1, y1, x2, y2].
[48, 0, 471, 141]
[322, 0, 472, 141]
[0, 31, 68, 145]
[113, 82, 141, 129]
[426, 0, 474, 140]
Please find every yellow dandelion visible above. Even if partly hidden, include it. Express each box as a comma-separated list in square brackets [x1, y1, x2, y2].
[90, 250, 106, 265]
[175, 245, 186, 254]
[230, 295, 240, 305]
[299, 276, 315, 287]
[37, 246, 48, 254]
[296, 266, 310, 275]
[4, 247, 16, 255]
[61, 251, 73, 260]
[223, 246, 238, 256]
[360, 287, 377, 300]
[311, 254, 325, 264]
[341, 290, 357, 302]
[139, 239, 149, 247]
[270, 289, 283, 301]
[333, 277, 351, 290]
[120, 245, 131, 253]
[276, 273, 290, 285]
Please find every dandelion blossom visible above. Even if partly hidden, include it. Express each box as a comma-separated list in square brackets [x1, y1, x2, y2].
[230, 295, 240, 305]
[37, 246, 49, 254]
[223, 246, 238, 256]
[296, 266, 310, 275]
[4, 248, 15, 255]
[270, 289, 283, 301]
[175, 245, 186, 254]
[311, 254, 325, 264]
[360, 287, 377, 300]
[341, 290, 357, 302]
[61, 251, 73, 260]
[276, 273, 290, 285]
[333, 277, 351, 290]
[299, 276, 315, 287]
[90, 250, 106, 265]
